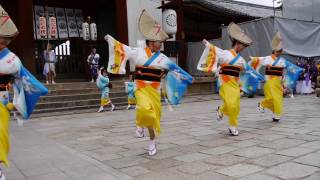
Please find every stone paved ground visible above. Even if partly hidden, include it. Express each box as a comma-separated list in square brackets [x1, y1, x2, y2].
[3, 95, 320, 180]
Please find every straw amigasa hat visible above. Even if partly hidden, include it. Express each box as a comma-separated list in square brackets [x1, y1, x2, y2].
[0, 5, 19, 38]
[271, 32, 283, 51]
[227, 22, 252, 46]
[138, 9, 169, 41]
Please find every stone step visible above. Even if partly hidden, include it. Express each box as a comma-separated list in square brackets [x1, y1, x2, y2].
[35, 97, 127, 110]
[28, 93, 217, 118]
[24, 92, 214, 118]
[28, 80, 129, 117]
[316, 88, 320, 97]
[9, 86, 125, 96]
[38, 79, 88, 83]
[38, 92, 127, 103]
[44, 81, 127, 90]
[25, 77, 217, 118]
[48, 86, 125, 95]
[36, 92, 211, 111]
[31, 102, 129, 117]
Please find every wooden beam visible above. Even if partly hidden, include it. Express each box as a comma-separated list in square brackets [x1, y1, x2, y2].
[115, 0, 129, 73]
[175, 0, 187, 71]
[185, 31, 220, 40]
[18, 0, 36, 73]
[183, 3, 252, 22]
[115, 0, 128, 44]
[8, 0, 36, 73]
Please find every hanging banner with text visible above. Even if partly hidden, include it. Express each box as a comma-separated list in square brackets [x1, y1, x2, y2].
[55, 8, 69, 39]
[75, 9, 84, 38]
[65, 8, 79, 37]
[33, 6, 85, 40]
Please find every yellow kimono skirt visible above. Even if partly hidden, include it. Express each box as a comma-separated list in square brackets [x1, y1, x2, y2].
[261, 77, 283, 116]
[100, 87, 111, 106]
[135, 80, 162, 134]
[128, 98, 136, 105]
[219, 77, 240, 127]
[101, 98, 111, 106]
[0, 103, 10, 167]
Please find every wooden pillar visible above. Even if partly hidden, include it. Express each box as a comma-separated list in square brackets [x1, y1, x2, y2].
[9, 0, 36, 73]
[175, 0, 187, 71]
[115, 0, 128, 44]
[4, 1, 19, 59]
[115, 0, 130, 74]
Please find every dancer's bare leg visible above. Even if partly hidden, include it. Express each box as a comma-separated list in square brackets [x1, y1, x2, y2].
[147, 127, 157, 156]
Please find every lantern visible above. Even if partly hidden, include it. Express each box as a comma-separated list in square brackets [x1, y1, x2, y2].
[82, 21, 90, 41]
[90, 22, 97, 41]
[162, 9, 177, 35]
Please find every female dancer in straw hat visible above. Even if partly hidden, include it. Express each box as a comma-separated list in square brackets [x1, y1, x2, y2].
[197, 22, 263, 136]
[105, 10, 193, 155]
